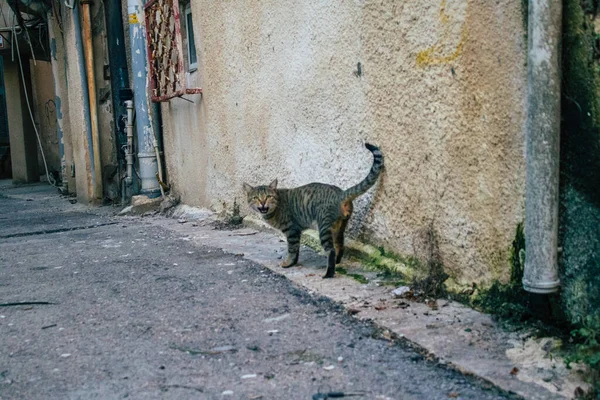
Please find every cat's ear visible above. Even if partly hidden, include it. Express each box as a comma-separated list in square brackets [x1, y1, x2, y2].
[269, 179, 278, 189]
[242, 182, 253, 194]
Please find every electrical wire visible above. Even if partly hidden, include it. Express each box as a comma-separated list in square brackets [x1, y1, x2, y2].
[13, 26, 57, 187]
[51, 0, 64, 33]
[11, 14, 16, 61]
[28, 28, 37, 66]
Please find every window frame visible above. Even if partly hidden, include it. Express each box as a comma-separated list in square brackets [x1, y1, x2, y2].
[184, 4, 198, 72]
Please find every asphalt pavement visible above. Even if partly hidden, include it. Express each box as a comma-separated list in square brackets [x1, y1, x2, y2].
[0, 182, 517, 400]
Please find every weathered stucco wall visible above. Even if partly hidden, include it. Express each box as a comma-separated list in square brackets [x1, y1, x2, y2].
[62, 4, 93, 201]
[56, 1, 117, 202]
[30, 60, 61, 179]
[90, 0, 120, 201]
[49, 11, 76, 193]
[160, 0, 527, 286]
[559, 0, 600, 326]
[4, 57, 38, 182]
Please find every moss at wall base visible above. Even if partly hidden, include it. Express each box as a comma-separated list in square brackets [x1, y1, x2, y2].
[560, 187, 600, 324]
[560, 0, 600, 327]
[559, 0, 600, 394]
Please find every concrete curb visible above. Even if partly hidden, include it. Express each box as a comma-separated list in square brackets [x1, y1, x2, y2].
[154, 208, 589, 400]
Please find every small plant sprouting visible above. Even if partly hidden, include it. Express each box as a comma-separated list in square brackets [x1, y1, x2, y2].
[228, 198, 243, 226]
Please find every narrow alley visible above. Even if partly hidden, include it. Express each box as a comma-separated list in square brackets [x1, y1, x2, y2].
[0, 182, 514, 400]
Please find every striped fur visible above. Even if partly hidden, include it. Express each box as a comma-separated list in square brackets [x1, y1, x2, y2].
[243, 143, 384, 278]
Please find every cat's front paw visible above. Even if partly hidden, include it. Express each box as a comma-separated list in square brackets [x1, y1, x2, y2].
[280, 257, 298, 268]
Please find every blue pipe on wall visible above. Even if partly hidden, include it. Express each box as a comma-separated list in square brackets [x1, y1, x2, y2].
[127, 0, 160, 198]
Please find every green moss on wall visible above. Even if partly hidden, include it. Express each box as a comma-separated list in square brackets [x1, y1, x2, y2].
[559, 2, 600, 392]
[449, 224, 534, 323]
[560, 0, 600, 327]
[521, 0, 528, 35]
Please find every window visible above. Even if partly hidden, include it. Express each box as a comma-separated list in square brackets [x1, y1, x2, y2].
[144, 0, 202, 102]
[184, 5, 197, 71]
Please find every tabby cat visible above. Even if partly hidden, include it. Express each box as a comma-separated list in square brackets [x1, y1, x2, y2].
[243, 143, 384, 278]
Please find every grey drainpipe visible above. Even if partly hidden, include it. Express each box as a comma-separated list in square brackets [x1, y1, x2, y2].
[104, 0, 133, 201]
[127, 0, 160, 198]
[523, 0, 562, 294]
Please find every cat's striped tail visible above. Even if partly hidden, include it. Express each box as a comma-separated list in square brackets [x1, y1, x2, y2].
[342, 143, 384, 201]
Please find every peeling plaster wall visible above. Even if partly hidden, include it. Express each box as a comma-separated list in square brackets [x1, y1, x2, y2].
[559, 0, 600, 325]
[62, 5, 93, 202]
[4, 57, 38, 182]
[90, 0, 119, 200]
[30, 60, 61, 178]
[0, 2, 14, 30]
[159, 0, 527, 286]
[49, 12, 76, 193]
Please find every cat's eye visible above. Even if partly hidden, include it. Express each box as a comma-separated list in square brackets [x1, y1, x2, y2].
[266, 195, 272, 199]
[252, 196, 259, 200]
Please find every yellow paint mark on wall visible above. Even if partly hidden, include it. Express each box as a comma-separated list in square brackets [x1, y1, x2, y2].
[416, 29, 466, 66]
[416, 0, 467, 66]
[439, 0, 450, 23]
[129, 13, 139, 24]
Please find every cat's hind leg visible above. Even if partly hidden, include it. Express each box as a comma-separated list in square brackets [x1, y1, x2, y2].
[318, 219, 336, 278]
[333, 218, 349, 264]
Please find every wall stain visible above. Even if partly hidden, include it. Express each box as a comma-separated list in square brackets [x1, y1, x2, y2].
[416, 0, 467, 66]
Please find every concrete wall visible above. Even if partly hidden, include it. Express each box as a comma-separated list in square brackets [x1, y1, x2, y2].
[4, 57, 38, 183]
[30, 60, 61, 179]
[61, 4, 94, 201]
[91, 0, 120, 202]
[0, 2, 14, 30]
[55, 1, 117, 202]
[49, 11, 76, 193]
[159, 0, 527, 286]
[560, 0, 600, 326]
[0, 1, 117, 200]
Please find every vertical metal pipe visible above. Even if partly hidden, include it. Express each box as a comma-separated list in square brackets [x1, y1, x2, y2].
[47, 11, 67, 193]
[523, 0, 562, 294]
[104, 0, 131, 200]
[104, 0, 130, 144]
[127, 0, 160, 198]
[80, 0, 103, 200]
[124, 100, 134, 187]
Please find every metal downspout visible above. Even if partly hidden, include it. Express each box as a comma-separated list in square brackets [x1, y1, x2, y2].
[47, 10, 67, 194]
[80, 0, 103, 200]
[523, 0, 562, 294]
[127, 0, 160, 198]
[124, 100, 134, 187]
[71, 1, 95, 200]
[152, 103, 165, 198]
[104, 0, 132, 201]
